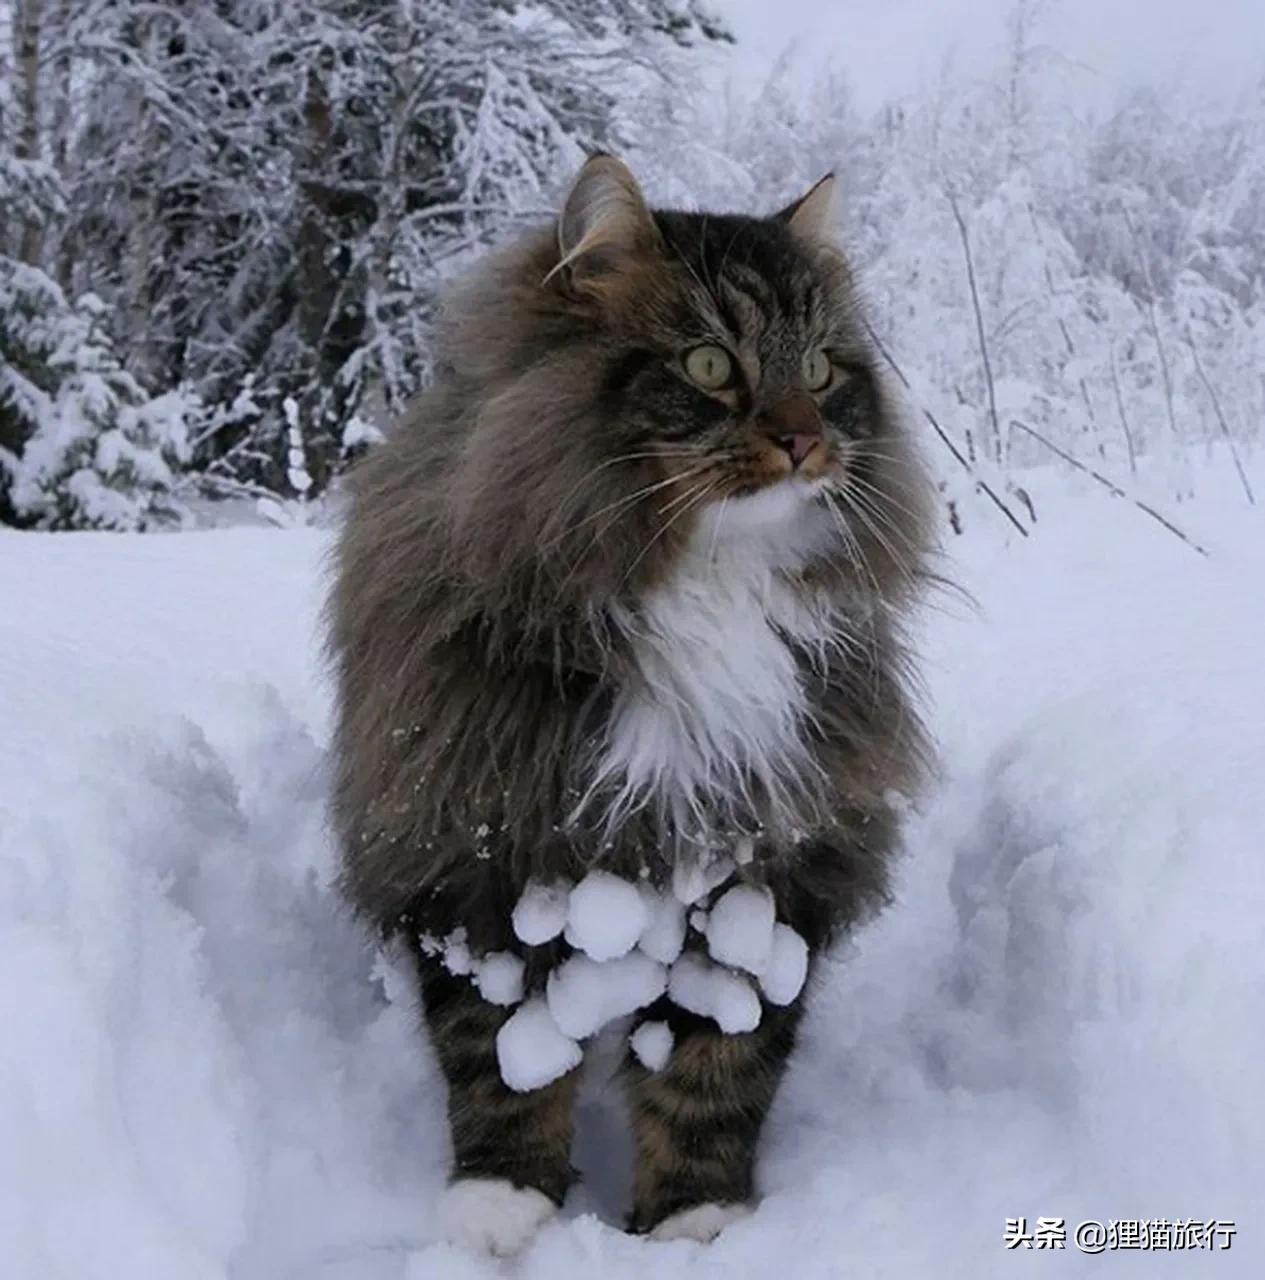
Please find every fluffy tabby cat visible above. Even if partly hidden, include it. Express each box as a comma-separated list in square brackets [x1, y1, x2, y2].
[328, 155, 933, 1254]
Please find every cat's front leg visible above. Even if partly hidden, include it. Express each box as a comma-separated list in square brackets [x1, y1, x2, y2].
[623, 994, 806, 1240]
[415, 952, 580, 1256]
[622, 833, 872, 1241]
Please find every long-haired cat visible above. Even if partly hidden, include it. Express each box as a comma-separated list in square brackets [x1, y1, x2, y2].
[328, 155, 933, 1255]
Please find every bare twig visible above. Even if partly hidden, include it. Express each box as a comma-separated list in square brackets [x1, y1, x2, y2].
[1184, 327, 1255, 505]
[179, 471, 283, 505]
[1120, 204, 1180, 451]
[1025, 201, 1104, 459]
[1009, 419, 1208, 557]
[864, 320, 1031, 538]
[1108, 340, 1139, 476]
[946, 184, 1002, 464]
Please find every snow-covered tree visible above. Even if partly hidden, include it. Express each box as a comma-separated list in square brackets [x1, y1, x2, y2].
[30, 0, 729, 501]
[0, 261, 192, 529]
[3, 0, 1260, 525]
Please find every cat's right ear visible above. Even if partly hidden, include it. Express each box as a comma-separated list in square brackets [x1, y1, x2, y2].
[550, 154, 659, 286]
[777, 173, 839, 247]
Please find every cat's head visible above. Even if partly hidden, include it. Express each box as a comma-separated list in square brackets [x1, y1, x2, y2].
[440, 155, 931, 612]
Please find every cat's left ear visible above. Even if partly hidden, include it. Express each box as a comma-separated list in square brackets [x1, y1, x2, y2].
[552, 154, 660, 284]
[777, 173, 839, 247]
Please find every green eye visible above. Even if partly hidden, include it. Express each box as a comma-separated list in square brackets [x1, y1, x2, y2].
[802, 348, 832, 392]
[684, 344, 734, 390]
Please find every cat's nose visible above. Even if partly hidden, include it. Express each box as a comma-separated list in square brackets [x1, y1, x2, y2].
[778, 434, 820, 467]
[761, 394, 823, 469]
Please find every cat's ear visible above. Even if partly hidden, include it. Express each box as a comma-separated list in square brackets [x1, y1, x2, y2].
[553, 154, 659, 283]
[778, 173, 839, 247]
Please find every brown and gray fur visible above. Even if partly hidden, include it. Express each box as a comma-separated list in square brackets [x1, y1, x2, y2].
[327, 155, 935, 1237]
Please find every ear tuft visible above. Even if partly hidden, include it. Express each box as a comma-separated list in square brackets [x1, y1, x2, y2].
[778, 173, 839, 247]
[552, 154, 658, 282]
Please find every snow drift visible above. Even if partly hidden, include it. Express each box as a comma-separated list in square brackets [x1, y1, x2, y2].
[2, 458, 1263, 1278]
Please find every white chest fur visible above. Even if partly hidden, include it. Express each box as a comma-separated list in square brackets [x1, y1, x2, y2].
[588, 481, 841, 836]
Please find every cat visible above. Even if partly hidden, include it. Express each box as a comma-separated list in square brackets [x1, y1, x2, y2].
[327, 154, 934, 1256]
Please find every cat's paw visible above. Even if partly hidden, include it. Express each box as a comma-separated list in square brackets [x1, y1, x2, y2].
[437, 1177, 557, 1257]
[649, 1201, 752, 1243]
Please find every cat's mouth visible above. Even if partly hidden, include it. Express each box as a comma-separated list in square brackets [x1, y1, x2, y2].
[750, 430, 832, 485]
[657, 430, 840, 507]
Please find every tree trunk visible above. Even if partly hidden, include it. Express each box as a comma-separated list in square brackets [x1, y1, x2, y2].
[294, 48, 378, 492]
[14, 0, 46, 266]
[296, 64, 338, 360]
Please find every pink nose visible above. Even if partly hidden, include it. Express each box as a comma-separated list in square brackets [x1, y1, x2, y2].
[778, 433, 820, 467]
[760, 394, 824, 469]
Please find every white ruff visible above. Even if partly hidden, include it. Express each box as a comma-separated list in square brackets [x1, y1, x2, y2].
[585, 478, 842, 840]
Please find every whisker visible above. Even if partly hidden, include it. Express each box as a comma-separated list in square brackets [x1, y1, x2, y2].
[835, 479, 971, 614]
[549, 466, 716, 602]
[843, 473, 925, 543]
[546, 464, 711, 549]
[656, 472, 720, 516]
[819, 500, 887, 695]
[839, 487, 919, 589]
[841, 447, 928, 483]
[841, 442, 919, 466]
[706, 494, 729, 566]
[840, 458, 928, 526]
[843, 474, 915, 539]
[665, 230, 720, 310]
[545, 447, 709, 532]
[620, 479, 721, 591]
[823, 493, 883, 601]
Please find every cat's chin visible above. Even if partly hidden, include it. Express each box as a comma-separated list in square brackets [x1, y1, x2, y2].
[689, 475, 834, 571]
[699, 474, 826, 533]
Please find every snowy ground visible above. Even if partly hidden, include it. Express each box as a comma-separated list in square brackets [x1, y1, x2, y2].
[3, 455, 1263, 1279]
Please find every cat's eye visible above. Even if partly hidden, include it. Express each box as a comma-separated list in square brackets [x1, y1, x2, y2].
[802, 348, 832, 392]
[684, 344, 734, 391]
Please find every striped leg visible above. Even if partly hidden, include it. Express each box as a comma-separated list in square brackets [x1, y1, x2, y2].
[624, 995, 805, 1237]
[415, 956, 580, 1252]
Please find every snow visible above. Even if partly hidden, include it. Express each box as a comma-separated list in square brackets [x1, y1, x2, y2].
[418, 927, 476, 976]
[703, 884, 776, 975]
[671, 852, 734, 905]
[667, 952, 763, 1034]
[546, 952, 667, 1041]
[420, 934, 523, 1008]
[442, 929, 474, 977]
[513, 880, 571, 946]
[495, 999, 582, 1093]
[635, 885, 687, 964]
[629, 1021, 674, 1072]
[473, 952, 525, 1007]
[564, 870, 648, 961]
[758, 924, 809, 1007]
[4, 452, 1265, 1276]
